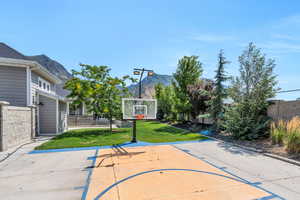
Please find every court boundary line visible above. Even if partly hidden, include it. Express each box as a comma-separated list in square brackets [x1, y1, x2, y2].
[81, 149, 99, 200]
[172, 145, 285, 200]
[28, 139, 212, 154]
[93, 168, 281, 200]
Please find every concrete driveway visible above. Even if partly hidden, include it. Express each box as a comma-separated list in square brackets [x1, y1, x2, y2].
[174, 141, 300, 200]
[0, 140, 299, 200]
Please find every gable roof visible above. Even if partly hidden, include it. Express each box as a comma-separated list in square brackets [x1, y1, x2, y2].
[0, 43, 61, 84]
[0, 42, 27, 60]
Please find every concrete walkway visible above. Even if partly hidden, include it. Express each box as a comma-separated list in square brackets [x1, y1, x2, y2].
[174, 140, 300, 200]
[0, 141, 95, 200]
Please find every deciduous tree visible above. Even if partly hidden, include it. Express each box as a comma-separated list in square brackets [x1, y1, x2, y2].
[187, 79, 213, 121]
[224, 43, 278, 140]
[65, 64, 135, 132]
[172, 56, 203, 121]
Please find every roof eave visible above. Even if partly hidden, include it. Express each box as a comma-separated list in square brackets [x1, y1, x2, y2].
[31, 62, 62, 84]
[0, 57, 61, 84]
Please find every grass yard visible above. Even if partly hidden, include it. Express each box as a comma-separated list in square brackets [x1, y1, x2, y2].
[35, 121, 207, 150]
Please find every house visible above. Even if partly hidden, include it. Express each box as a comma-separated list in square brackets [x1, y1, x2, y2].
[0, 43, 68, 135]
[69, 102, 89, 115]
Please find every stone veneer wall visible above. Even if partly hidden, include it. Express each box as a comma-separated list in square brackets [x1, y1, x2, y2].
[0, 101, 36, 151]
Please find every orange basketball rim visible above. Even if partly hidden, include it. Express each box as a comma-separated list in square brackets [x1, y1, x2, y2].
[135, 114, 145, 120]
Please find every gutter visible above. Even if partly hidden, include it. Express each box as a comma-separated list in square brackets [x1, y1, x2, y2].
[30, 61, 61, 84]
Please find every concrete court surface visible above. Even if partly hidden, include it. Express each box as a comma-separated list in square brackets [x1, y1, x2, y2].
[0, 140, 299, 200]
[87, 145, 272, 200]
[0, 142, 95, 200]
[174, 141, 300, 200]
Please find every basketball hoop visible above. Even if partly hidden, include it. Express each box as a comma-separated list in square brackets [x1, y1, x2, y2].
[135, 114, 145, 120]
[122, 98, 157, 120]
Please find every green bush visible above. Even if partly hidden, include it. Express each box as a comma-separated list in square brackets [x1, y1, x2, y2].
[223, 103, 270, 140]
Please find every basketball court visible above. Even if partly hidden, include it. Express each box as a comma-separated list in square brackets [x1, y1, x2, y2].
[85, 144, 274, 200]
[79, 97, 280, 200]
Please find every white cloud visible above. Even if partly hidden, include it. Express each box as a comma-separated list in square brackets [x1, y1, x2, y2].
[258, 41, 300, 54]
[278, 15, 300, 26]
[191, 34, 234, 42]
[272, 14, 300, 31]
[272, 33, 300, 41]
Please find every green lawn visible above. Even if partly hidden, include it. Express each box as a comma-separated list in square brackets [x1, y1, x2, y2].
[35, 121, 207, 150]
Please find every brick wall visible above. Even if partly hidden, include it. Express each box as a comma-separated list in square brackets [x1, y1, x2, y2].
[0, 101, 36, 151]
[268, 100, 300, 121]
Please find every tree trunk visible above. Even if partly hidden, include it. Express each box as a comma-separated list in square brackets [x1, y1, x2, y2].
[109, 118, 113, 133]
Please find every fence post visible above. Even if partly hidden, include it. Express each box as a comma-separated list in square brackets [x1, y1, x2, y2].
[0, 101, 10, 152]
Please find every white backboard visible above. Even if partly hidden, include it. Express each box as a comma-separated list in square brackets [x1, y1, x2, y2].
[122, 98, 157, 120]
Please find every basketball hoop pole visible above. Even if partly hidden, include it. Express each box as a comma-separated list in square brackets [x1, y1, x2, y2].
[132, 68, 154, 143]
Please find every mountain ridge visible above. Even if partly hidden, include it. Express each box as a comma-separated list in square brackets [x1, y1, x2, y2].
[27, 53, 173, 98]
[128, 74, 173, 98]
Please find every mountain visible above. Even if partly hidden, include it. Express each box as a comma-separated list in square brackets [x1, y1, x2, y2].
[26, 55, 72, 97]
[26, 54, 72, 81]
[128, 74, 173, 98]
[26, 54, 173, 98]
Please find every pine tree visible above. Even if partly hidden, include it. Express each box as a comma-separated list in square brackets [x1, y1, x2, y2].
[211, 50, 229, 131]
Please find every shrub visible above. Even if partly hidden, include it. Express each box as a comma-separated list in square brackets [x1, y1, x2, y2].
[270, 120, 285, 145]
[270, 117, 300, 154]
[286, 117, 300, 154]
[286, 131, 300, 154]
[223, 102, 270, 140]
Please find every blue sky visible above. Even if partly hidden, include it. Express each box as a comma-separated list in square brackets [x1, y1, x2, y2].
[1, 0, 300, 100]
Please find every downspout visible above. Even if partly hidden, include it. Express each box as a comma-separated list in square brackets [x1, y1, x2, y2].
[26, 66, 32, 106]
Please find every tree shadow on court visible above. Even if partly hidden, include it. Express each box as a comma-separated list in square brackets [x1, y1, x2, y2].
[216, 142, 259, 156]
[96, 151, 146, 159]
[86, 150, 146, 169]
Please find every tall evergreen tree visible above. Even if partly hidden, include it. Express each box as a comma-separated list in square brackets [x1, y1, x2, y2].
[172, 56, 203, 121]
[210, 50, 230, 131]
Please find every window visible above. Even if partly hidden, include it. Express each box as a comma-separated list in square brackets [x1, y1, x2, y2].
[38, 77, 52, 93]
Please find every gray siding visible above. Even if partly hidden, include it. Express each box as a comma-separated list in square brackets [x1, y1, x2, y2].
[38, 95, 57, 134]
[0, 66, 27, 106]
